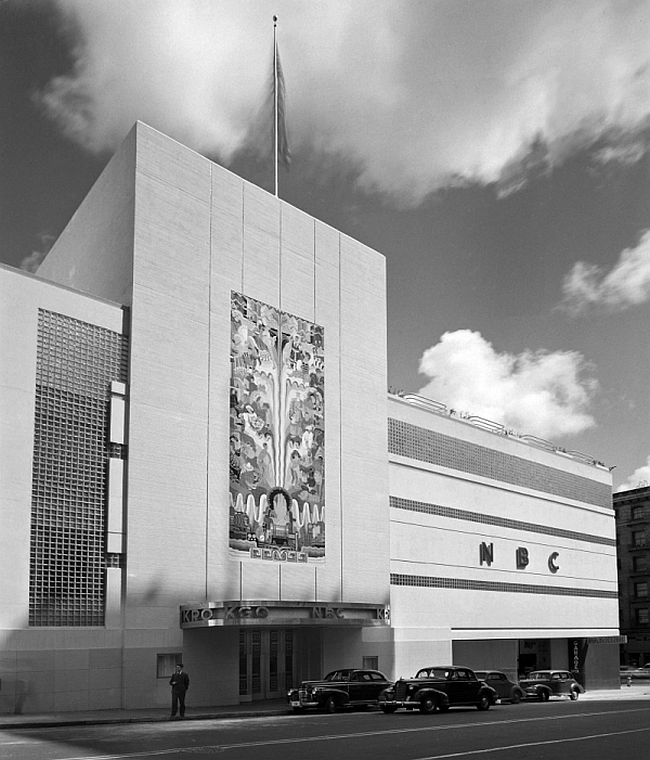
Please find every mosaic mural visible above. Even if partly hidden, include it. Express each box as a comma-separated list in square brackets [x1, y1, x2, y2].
[229, 292, 325, 562]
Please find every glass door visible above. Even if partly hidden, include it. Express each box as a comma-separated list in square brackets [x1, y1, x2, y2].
[239, 629, 294, 700]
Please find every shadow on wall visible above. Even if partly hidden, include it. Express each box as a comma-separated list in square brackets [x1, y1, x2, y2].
[0, 576, 179, 716]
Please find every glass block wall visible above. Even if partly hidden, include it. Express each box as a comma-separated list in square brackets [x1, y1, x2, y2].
[29, 309, 129, 626]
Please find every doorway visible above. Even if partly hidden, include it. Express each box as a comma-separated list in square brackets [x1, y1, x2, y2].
[239, 629, 294, 700]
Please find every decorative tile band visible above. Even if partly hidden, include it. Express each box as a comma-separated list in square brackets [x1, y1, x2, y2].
[388, 418, 611, 508]
[390, 573, 618, 599]
[390, 496, 617, 547]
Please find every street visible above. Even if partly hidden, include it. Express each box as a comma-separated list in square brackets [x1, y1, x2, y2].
[2, 699, 650, 760]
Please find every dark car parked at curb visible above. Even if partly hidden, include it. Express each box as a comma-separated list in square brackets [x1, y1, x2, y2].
[288, 669, 393, 713]
[474, 670, 524, 704]
[378, 666, 498, 714]
[519, 670, 585, 701]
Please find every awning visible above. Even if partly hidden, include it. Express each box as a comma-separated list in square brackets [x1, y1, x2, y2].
[180, 600, 390, 628]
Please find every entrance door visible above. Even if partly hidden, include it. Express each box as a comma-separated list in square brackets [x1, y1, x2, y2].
[239, 629, 294, 700]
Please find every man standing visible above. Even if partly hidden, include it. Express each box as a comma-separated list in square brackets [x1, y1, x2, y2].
[169, 663, 190, 719]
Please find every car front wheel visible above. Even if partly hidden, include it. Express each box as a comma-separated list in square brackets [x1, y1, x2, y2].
[380, 705, 398, 714]
[325, 697, 337, 714]
[476, 695, 490, 711]
[538, 689, 550, 702]
[419, 696, 437, 715]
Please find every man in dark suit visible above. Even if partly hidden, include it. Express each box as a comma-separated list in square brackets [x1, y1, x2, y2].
[169, 663, 190, 718]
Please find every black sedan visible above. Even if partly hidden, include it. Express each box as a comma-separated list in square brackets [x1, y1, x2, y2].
[378, 666, 498, 714]
[519, 670, 584, 701]
[288, 669, 393, 713]
[474, 670, 524, 704]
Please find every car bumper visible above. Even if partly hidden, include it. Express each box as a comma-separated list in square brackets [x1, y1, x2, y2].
[378, 698, 418, 709]
[289, 698, 319, 708]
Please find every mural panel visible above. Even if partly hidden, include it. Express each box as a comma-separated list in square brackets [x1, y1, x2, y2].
[229, 292, 325, 562]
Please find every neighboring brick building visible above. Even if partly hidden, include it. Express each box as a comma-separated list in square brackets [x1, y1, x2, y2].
[614, 485, 650, 666]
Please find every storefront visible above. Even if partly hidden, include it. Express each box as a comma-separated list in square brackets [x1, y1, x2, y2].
[180, 602, 390, 701]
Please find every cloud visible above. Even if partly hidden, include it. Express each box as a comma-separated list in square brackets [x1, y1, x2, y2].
[418, 330, 597, 439]
[19, 234, 56, 273]
[36, 0, 650, 204]
[560, 230, 650, 314]
[616, 455, 650, 491]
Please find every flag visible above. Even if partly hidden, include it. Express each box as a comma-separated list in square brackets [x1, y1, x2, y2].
[274, 39, 290, 169]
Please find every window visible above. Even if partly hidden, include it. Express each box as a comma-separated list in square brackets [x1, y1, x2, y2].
[633, 556, 648, 573]
[635, 608, 649, 625]
[635, 582, 649, 599]
[632, 506, 645, 520]
[157, 653, 182, 679]
[632, 530, 646, 548]
[362, 656, 378, 671]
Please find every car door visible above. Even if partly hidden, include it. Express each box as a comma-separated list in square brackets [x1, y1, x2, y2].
[485, 672, 507, 700]
[549, 671, 562, 695]
[444, 669, 469, 703]
[556, 672, 572, 696]
[367, 670, 390, 702]
[455, 669, 478, 703]
[348, 671, 367, 703]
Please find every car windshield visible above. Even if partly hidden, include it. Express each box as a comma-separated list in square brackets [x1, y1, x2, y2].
[323, 671, 349, 682]
[526, 671, 551, 680]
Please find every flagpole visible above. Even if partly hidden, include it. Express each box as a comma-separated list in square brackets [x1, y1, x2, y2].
[273, 15, 279, 197]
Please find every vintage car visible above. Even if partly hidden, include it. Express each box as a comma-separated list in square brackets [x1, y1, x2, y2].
[288, 669, 393, 713]
[378, 666, 498, 714]
[474, 670, 524, 704]
[621, 664, 650, 680]
[518, 670, 585, 701]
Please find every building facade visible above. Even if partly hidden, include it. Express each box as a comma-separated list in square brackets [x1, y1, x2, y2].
[0, 122, 620, 714]
[614, 485, 650, 666]
[388, 394, 619, 688]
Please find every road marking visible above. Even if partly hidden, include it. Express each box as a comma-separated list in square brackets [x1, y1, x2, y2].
[411, 725, 650, 759]
[32, 706, 650, 760]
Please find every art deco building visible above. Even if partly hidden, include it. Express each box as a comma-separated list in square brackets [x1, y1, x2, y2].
[0, 122, 620, 714]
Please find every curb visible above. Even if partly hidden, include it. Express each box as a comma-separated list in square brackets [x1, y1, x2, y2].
[0, 707, 292, 730]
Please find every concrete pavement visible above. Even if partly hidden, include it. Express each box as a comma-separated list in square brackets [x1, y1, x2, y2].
[0, 697, 290, 730]
[1, 683, 649, 731]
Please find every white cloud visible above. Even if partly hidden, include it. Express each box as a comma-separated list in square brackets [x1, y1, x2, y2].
[37, 0, 650, 204]
[561, 230, 650, 314]
[418, 330, 597, 439]
[19, 233, 56, 273]
[616, 455, 650, 491]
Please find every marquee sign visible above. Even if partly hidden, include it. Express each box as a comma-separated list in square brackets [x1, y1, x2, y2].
[179, 601, 390, 628]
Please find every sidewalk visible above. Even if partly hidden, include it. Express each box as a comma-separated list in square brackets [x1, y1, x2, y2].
[0, 697, 290, 730]
[2, 684, 649, 731]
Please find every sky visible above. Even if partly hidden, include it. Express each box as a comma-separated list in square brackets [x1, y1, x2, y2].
[1, 0, 649, 491]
